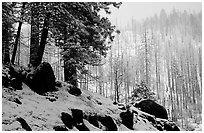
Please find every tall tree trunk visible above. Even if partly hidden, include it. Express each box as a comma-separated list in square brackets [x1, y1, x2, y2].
[144, 30, 149, 86]
[114, 70, 119, 103]
[2, 23, 10, 64]
[110, 46, 113, 98]
[30, 2, 39, 67]
[11, 2, 26, 64]
[36, 12, 50, 66]
[63, 25, 78, 87]
[64, 61, 78, 86]
[99, 65, 103, 95]
[11, 22, 23, 64]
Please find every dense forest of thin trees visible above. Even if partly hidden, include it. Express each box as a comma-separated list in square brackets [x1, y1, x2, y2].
[83, 9, 202, 129]
[2, 2, 201, 130]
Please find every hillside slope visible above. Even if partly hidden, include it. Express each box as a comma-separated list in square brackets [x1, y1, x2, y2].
[2, 81, 158, 131]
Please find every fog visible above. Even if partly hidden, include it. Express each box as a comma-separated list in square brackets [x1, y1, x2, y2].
[102, 2, 202, 26]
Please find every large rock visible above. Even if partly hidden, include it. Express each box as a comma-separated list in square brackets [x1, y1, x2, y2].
[98, 115, 118, 131]
[120, 109, 134, 130]
[61, 112, 73, 129]
[71, 109, 84, 125]
[25, 62, 56, 95]
[16, 117, 32, 131]
[134, 99, 168, 120]
[71, 109, 89, 131]
[68, 86, 82, 96]
[85, 114, 99, 128]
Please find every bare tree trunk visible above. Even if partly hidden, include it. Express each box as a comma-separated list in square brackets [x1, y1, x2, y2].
[99, 65, 103, 95]
[110, 47, 113, 98]
[64, 62, 78, 86]
[36, 12, 50, 66]
[11, 2, 26, 64]
[30, 2, 39, 67]
[144, 30, 149, 86]
[2, 23, 10, 64]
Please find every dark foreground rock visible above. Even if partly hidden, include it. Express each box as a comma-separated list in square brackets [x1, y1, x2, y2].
[16, 117, 32, 131]
[71, 109, 89, 130]
[61, 112, 73, 129]
[134, 99, 168, 120]
[68, 86, 82, 96]
[120, 109, 134, 130]
[71, 109, 84, 125]
[98, 115, 118, 131]
[85, 114, 99, 128]
[25, 62, 56, 95]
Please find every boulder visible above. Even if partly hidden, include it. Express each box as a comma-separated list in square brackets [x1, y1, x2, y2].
[98, 115, 118, 131]
[134, 99, 168, 120]
[61, 112, 73, 129]
[68, 86, 82, 96]
[85, 114, 99, 128]
[16, 117, 32, 131]
[71, 109, 84, 125]
[71, 109, 89, 131]
[25, 62, 56, 95]
[120, 109, 134, 130]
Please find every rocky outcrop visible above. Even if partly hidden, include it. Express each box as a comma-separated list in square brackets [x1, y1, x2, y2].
[25, 62, 56, 95]
[84, 114, 99, 128]
[134, 99, 168, 119]
[16, 117, 32, 131]
[68, 86, 82, 96]
[120, 109, 134, 130]
[98, 115, 118, 131]
[61, 112, 73, 129]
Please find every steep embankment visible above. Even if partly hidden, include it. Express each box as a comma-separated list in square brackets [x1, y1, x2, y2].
[2, 81, 158, 131]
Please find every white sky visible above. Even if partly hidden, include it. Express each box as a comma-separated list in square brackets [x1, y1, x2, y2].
[103, 2, 202, 26]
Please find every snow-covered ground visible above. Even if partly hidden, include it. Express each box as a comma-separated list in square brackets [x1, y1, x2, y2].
[2, 81, 158, 131]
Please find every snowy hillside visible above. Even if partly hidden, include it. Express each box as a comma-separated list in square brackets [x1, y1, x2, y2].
[2, 78, 166, 131]
[2, 81, 160, 131]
